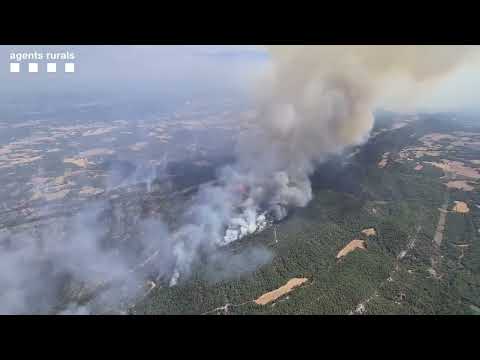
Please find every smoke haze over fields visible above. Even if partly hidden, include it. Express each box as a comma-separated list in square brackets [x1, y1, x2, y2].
[1, 45, 480, 314]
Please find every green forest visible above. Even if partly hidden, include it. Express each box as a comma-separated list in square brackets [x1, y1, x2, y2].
[132, 114, 480, 315]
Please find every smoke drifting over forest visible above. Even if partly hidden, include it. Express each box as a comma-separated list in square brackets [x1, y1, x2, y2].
[0, 46, 478, 314]
[150, 46, 480, 296]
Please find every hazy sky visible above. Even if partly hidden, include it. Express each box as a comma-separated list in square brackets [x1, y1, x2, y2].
[416, 60, 480, 112]
[1, 45, 479, 112]
[0, 45, 270, 99]
[376, 53, 480, 113]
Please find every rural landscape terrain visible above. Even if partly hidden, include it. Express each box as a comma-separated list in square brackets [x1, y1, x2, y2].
[1, 95, 479, 314]
[132, 111, 480, 315]
[5, 44, 480, 315]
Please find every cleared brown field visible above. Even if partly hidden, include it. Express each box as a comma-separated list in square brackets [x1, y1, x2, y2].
[254, 278, 308, 305]
[452, 201, 470, 213]
[336, 240, 367, 259]
[361, 228, 376, 237]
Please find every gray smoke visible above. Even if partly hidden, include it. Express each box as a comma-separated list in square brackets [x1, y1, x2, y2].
[165, 46, 480, 284]
[1, 46, 478, 314]
[230, 45, 480, 214]
[0, 201, 160, 314]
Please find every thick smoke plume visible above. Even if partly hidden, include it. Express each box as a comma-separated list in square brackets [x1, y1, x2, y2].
[236, 45, 479, 210]
[168, 45, 480, 283]
[1, 46, 478, 314]
[217, 46, 479, 222]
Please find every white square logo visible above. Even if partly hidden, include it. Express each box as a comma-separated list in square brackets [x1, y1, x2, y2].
[10, 63, 20, 73]
[65, 63, 75, 73]
[47, 63, 57, 73]
[28, 63, 38, 73]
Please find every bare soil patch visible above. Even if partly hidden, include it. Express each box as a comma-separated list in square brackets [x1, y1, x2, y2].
[425, 160, 480, 179]
[337, 240, 367, 259]
[254, 278, 308, 305]
[79, 186, 105, 196]
[64, 158, 89, 168]
[361, 228, 376, 237]
[79, 148, 115, 157]
[452, 201, 470, 213]
[420, 133, 457, 147]
[445, 181, 474, 191]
